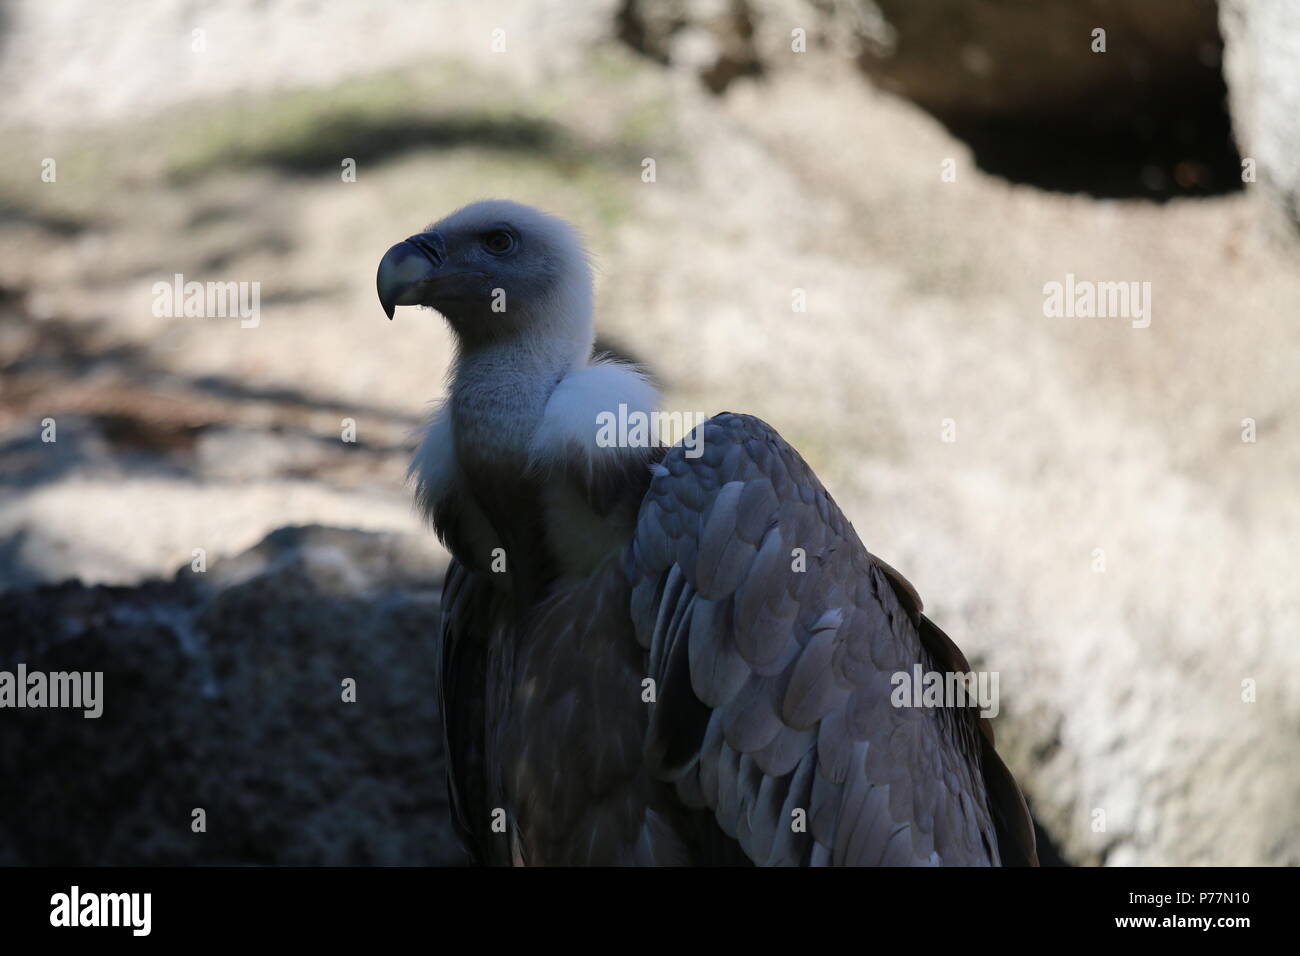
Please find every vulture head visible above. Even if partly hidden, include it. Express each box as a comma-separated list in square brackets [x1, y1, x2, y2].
[376, 199, 593, 359]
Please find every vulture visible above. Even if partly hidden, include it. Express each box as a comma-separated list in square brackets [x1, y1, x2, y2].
[376, 200, 1038, 866]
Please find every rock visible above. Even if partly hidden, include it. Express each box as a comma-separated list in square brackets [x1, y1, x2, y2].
[0, 526, 466, 865]
[618, 0, 1223, 120]
[849, 0, 1223, 129]
[616, 0, 765, 93]
[618, 0, 1240, 196]
[1219, 0, 1300, 240]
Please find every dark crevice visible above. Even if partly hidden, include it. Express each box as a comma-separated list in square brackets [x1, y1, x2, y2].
[942, 73, 1243, 200]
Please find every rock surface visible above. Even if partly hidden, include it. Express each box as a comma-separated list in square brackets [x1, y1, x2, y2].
[620, 0, 1222, 117]
[620, 0, 1300, 218]
[1219, 0, 1300, 239]
[0, 526, 466, 865]
[618, 0, 1238, 197]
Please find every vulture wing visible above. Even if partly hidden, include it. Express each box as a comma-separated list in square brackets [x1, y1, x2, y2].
[625, 413, 1037, 865]
[437, 558, 511, 864]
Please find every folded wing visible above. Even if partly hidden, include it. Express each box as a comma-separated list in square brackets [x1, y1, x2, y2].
[626, 413, 1037, 865]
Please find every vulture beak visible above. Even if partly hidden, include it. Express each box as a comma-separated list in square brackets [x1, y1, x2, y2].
[376, 231, 448, 319]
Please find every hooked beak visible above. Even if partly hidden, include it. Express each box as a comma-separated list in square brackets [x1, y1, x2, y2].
[376, 231, 448, 319]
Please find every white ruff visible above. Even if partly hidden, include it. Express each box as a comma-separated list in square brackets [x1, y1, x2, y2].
[527, 358, 660, 474]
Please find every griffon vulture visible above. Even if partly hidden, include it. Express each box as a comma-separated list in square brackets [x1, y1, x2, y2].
[376, 200, 1037, 866]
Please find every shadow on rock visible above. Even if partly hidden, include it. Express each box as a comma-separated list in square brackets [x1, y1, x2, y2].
[0, 525, 466, 865]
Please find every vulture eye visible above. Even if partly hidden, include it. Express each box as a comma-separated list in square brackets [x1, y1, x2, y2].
[484, 231, 515, 255]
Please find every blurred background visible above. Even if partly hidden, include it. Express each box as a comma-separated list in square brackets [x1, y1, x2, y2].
[0, 0, 1296, 866]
